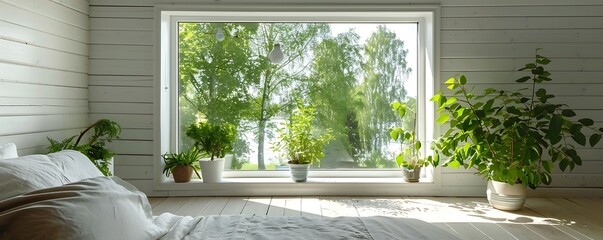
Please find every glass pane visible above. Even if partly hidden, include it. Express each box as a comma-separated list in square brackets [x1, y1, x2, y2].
[178, 22, 418, 171]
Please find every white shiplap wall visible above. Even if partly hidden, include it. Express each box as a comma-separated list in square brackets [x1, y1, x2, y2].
[88, 0, 603, 196]
[0, 0, 89, 156]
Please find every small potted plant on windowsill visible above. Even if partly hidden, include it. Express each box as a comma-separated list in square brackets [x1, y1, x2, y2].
[431, 49, 603, 210]
[273, 102, 334, 182]
[390, 101, 437, 182]
[47, 119, 121, 176]
[162, 148, 202, 183]
[186, 121, 237, 183]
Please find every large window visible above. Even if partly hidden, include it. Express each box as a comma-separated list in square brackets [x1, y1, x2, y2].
[160, 10, 436, 179]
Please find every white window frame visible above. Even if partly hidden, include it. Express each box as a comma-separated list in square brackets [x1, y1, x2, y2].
[156, 5, 440, 194]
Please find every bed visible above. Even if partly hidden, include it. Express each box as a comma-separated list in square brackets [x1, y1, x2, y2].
[0, 149, 459, 240]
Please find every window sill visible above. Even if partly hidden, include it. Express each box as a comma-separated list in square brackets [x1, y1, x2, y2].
[155, 177, 440, 196]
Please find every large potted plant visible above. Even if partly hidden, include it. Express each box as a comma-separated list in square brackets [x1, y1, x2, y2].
[47, 119, 121, 176]
[186, 121, 236, 183]
[389, 101, 437, 182]
[431, 49, 602, 210]
[162, 148, 202, 183]
[273, 103, 334, 182]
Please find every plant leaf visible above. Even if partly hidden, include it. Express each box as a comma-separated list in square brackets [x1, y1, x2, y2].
[590, 134, 602, 147]
[561, 109, 576, 117]
[459, 75, 467, 85]
[579, 118, 594, 126]
[515, 76, 531, 83]
[436, 113, 450, 124]
[546, 114, 563, 141]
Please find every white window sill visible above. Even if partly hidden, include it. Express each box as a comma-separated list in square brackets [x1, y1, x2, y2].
[154, 177, 440, 196]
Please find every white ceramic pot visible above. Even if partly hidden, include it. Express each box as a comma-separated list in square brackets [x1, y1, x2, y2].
[288, 163, 310, 182]
[199, 158, 225, 183]
[486, 180, 527, 211]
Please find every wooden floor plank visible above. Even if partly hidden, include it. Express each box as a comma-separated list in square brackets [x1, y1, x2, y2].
[524, 198, 602, 239]
[198, 196, 229, 215]
[145, 196, 603, 240]
[300, 196, 322, 218]
[353, 197, 410, 217]
[497, 224, 547, 240]
[147, 197, 166, 208]
[432, 222, 463, 239]
[320, 196, 358, 217]
[152, 197, 189, 215]
[173, 197, 214, 217]
[241, 197, 271, 215]
[267, 197, 286, 216]
[220, 196, 249, 215]
[446, 222, 492, 240]
[283, 197, 302, 216]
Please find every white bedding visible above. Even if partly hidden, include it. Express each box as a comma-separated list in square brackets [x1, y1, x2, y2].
[0, 176, 459, 240]
[154, 214, 459, 240]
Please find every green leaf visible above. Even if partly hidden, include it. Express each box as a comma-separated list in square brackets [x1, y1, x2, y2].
[447, 160, 461, 168]
[590, 134, 602, 147]
[436, 113, 450, 124]
[536, 57, 551, 65]
[535, 88, 546, 97]
[391, 101, 401, 110]
[579, 118, 594, 126]
[444, 97, 457, 106]
[572, 133, 587, 146]
[396, 153, 404, 167]
[541, 172, 552, 185]
[561, 109, 576, 117]
[515, 76, 531, 83]
[462, 142, 471, 155]
[542, 160, 554, 173]
[445, 77, 455, 85]
[559, 159, 568, 172]
[546, 114, 563, 141]
[459, 75, 467, 85]
[390, 129, 399, 141]
[415, 141, 421, 150]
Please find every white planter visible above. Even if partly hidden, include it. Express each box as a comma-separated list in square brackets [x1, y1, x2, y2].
[288, 163, 310, 182]
[199, 158, 225, 183]
[486, 180, 527, 211]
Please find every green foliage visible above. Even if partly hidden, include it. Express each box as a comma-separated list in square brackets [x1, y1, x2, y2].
[162, 148, 201, 178]
[390, 101, 437, 169]
[186, 121, 237, 161]
[431, 49, 602, 189]
[47, 119, 121, 176]
[356, 25, 412, 157]
[273, 102, 335, 165]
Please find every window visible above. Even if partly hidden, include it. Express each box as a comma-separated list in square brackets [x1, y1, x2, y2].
[160, 10, 436, 180]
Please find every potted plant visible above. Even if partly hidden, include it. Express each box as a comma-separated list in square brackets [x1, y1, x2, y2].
[431, 49, 602, 210]
[47, 119, 121, 176]
[273, 102, 334, 182]
[186, 121, 237, 183]
[389, 101, 436, 182]
[162, 148, 202, 183]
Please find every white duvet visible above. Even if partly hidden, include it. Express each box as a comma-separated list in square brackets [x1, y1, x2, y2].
[0, 177, 459, 240]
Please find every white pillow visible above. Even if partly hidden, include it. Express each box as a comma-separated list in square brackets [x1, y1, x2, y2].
[0, 176, 165, 240]
[0, 143, 18, 159]
[47, 150, 104, 182]
[0, 154, 70, 201]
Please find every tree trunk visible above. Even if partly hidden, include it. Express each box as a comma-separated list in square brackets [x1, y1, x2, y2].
[257, 73, 270, 170]
[257, 117, 266, 170]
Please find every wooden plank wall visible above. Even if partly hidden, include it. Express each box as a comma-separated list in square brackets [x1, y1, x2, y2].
[0, 0, 89, 156]
[87, 0, 603, 196]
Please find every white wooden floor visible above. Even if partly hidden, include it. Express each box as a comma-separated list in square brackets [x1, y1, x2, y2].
[148, 196, 603, 240]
